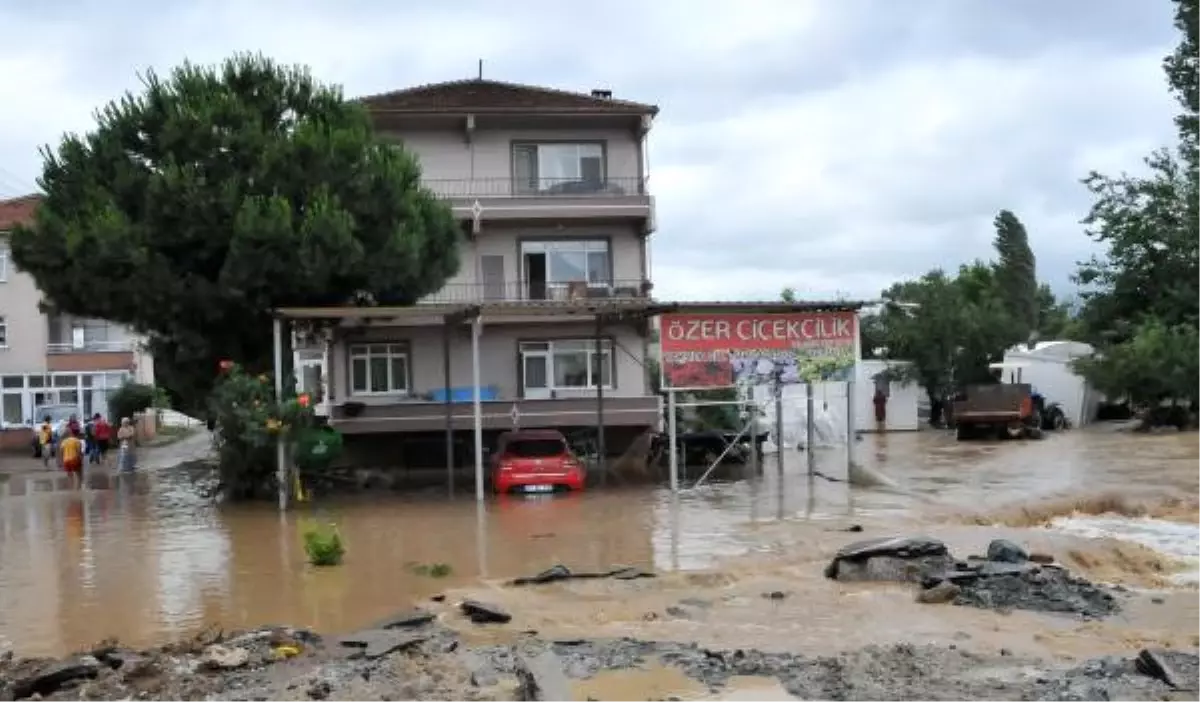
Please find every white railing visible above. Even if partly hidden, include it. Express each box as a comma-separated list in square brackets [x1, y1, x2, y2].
[46, 340, 136, 354]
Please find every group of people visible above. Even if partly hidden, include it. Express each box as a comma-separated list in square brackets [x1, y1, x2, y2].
[35, 413, 138, 487]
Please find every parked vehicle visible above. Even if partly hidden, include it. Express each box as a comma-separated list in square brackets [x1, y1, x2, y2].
[29, 404, 78, 458]
[952, 383, 1044, 441]
[491, 429, 586, 494]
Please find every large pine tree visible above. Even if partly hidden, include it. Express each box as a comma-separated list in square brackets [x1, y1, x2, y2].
[991, 210, 1039, 343]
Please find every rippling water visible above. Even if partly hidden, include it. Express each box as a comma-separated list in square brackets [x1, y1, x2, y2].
[0, 428, 1195, 657]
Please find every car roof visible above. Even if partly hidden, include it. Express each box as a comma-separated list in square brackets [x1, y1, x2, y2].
[499, 429, 567, 440]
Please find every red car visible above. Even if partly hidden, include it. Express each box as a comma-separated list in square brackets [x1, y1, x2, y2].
[491, 429, 586, 494]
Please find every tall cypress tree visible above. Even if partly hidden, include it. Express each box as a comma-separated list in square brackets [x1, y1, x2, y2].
[992, 210, 1039, 343]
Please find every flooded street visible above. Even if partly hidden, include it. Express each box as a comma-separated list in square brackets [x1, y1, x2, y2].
[0, 428, 1196, 663]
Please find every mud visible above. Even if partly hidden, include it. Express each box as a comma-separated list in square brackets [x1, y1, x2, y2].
[2, 620, 1196, 701]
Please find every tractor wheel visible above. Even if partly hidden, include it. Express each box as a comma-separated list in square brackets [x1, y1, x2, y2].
[1051, 411, 1067, 431]
[956, 424, 974, 441]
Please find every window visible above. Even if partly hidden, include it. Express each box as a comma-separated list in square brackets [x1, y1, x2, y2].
[0, 315, 6, 347]
[513, 143, 605, 193]
[521, 240, 611, 293]
[520, 339, 613, 393]
[0, 242, 8, 282]
[349, 343, 409, 395]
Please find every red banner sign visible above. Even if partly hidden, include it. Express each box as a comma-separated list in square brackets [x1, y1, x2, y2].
[659, 311, 858, 389]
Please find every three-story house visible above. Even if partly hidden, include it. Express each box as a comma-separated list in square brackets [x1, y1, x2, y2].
[282, 79, 662, 472]
[0, 194, 155, 450]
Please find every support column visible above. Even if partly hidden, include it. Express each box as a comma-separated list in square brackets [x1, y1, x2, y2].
[273, 317, 288, 512]
[667, 389, 678, 492]
[806, 381, 816, 476]
[846, 375, 857, 470]
[594, 313, 607, 486]
[443, 318, 455, 496]
[471, 314, 484, 502]
[774, 376, 785, 476]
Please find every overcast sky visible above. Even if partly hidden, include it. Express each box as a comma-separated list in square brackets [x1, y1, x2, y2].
[0, 0, 1180, 302]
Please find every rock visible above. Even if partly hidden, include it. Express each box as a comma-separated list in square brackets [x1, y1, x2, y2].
[461, 599, 512, 624]
[986, 539, 1029, 564]
[431, 594, 446, 602]
[201, 645, 250, 670]
[1150, 596, 1165, 604]
[1028, 552, 1055, 564]
[665, 606, 694, 620]
[514, 650, 571, 701]
[337, 629, 427, 660]
[306, 679, 332, 700]
[373, 608, 436, 629]
[10, 657, 101, 699]
[1000, 648, 1012, 657]
[608, 565, 655, 580]
[916, 580, 961, 604]
[824, 536, 954, 583]
[460, 651, 500, 688]
[1135, 648, 1193, 690]
[511, 564, 574, 586]
[762, 590, 789, 600]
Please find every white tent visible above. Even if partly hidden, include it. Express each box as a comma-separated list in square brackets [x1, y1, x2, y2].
[997, 340, 1101, 427]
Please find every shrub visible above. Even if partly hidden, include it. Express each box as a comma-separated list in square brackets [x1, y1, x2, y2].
[208, 361, 338, 500]
[302, 522, 345, 566]
[108, 382, 159, 422]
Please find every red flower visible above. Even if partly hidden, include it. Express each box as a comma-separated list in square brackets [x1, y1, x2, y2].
[218, 360, 234, 372]
[297, 394, 311, 408]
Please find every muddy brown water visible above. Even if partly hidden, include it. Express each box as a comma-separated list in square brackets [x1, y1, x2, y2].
[0, 429, 1196, 665]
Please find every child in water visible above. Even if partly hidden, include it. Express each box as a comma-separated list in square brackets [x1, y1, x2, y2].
[59, 429, 85, 489]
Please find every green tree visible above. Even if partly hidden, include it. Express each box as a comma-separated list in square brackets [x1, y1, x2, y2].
[991, 210, 1038, 343]
[1073, 319, 1199, 408]
[10, 54, 461, 412]
[780, 287, 796, 303]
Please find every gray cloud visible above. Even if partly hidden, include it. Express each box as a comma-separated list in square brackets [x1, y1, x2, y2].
[0, 0, 1180, 302]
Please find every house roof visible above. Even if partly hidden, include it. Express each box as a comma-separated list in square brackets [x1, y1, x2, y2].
[0, 193, 41, 231]
[357, 78, 658, 116]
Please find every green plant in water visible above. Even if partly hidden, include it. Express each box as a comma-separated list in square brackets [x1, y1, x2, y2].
[302, 523, 345, 567]
[406, 561, 453, 578]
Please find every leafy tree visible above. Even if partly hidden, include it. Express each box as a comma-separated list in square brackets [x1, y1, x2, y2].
[10, 54, 462, 413]
[107, 382, 159, 422]
[991, 210, 1038, 343]
[1072, 0, 1198, 407]
[1073, 319, 1199, 408]
[780, 287, 796, 303]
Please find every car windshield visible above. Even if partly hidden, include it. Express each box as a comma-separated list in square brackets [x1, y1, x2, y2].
[37, 406, 76, 423]
[506, 439, 566, 458]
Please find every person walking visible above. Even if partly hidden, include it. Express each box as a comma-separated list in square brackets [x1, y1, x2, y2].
[37, 416, 54, 467]
[116, 417, 137, 473]
[93, 414, 112, 465]
[60, 428, 85, 489]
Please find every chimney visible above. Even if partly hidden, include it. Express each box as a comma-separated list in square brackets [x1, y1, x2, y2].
[590, 88, 612, 100]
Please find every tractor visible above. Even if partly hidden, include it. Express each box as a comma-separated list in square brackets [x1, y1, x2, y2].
[951, 362, 1068, 441]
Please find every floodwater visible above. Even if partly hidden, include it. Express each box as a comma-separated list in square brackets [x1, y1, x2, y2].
[0, 428, 1196, 662]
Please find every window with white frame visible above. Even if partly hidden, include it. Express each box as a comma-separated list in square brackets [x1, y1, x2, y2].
[348, 343, 409, 395]
[512, 143, 605, 192]
[519, 339, 613, 393]
[0, 315, 7, 347]
[521, 240, 611, 287]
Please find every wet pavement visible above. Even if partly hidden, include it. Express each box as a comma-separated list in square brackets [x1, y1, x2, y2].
[0, 427, 1196, 662]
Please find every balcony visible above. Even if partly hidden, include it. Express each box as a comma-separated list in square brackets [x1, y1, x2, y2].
[421, 278, 651, 306]
[422, 177, 653, 227]
[46, 340, 137, 354]
[45, 339, 137, 373]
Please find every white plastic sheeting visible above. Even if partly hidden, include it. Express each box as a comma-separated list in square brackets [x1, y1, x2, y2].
[747, 382, 851, 453]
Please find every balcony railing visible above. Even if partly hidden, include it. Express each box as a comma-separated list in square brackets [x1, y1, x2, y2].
[422, 278, 651, 304]
[422, 176, 646, 199]
[47, 340, 136, 354]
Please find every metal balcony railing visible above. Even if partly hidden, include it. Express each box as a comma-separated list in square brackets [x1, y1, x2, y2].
[422, 176, 646, 199]
[46, 340, 136, 354]
[421, 278, 651, 304]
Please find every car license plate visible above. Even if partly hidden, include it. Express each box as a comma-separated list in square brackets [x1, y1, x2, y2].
[523, 484, 553, 493]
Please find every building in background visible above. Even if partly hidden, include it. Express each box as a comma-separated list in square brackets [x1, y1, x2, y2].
[0, 194, 154, 449]
[284, 78, 661, 471]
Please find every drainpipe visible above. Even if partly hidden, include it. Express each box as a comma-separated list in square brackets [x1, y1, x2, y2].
[471, 313, 485, 502]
